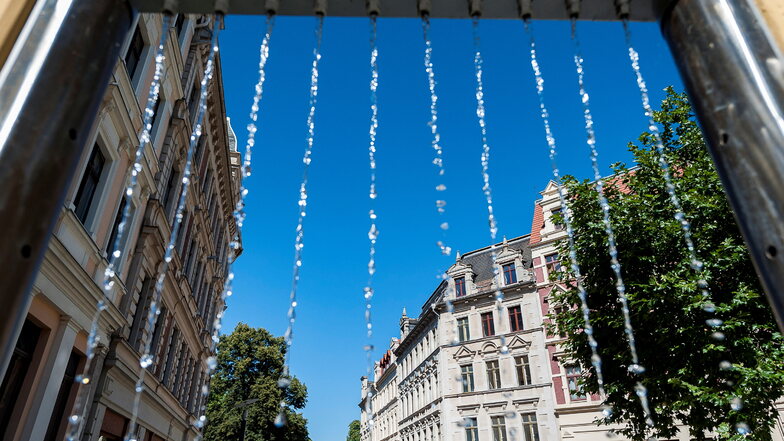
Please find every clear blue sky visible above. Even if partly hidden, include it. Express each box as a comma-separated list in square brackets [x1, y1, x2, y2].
[219, 15, 682, 441]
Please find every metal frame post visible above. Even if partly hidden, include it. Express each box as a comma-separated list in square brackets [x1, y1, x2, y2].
[660, 0, 784, 331]
[0, 0, 134, 380]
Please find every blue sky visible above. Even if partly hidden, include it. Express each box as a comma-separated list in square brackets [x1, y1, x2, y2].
[219, 15, 682, 441]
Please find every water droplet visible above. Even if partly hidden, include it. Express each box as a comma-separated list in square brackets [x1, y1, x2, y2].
[601, 406, 613, 417]
[628, 364, 646, 374]
[706, 318, 723, 327]
[140, 354, 154, 368]
[719, 360, 733, 370]
[736, 422, 751, 435]
[278, 377, 291, 388]
[730, 397, 743, 411]
[274, 411, 287, 427]
[207, 356, 217, 370]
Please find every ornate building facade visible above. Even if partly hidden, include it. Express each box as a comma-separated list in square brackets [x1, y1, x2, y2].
[360, 235, 557, 441]
[360, 180, 784, 441]
[0, 13, 239, 441]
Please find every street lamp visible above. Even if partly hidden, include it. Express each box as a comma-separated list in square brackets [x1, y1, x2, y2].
[234, 398, 260, 441]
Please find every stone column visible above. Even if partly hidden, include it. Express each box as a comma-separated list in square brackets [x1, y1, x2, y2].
[20, 316, 78, 441]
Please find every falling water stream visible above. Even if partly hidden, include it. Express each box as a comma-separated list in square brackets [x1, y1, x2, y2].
[621, 20, 747, 434]
[571, 19, 655, 429]
[421, 16, 458, 345]
[191, 14, 277, 440]
[471, 17, 518, 439]
[64, 15, 172, 441]
[523, 19, 609, 409]
[124, 17, 222, 441]
[470, 17, 507, 355]
[275, 14, 325, 428]
[363, 13, 380, 430]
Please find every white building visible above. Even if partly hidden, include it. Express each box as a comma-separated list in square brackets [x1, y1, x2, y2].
[361, 235, 557, 441]
[362, 180, 784, 441]
[0, 13, 239, 441]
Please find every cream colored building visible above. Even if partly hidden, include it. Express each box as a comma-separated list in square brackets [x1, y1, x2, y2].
[361, 236, 557, 441]
[0, 13, 239, 441]
[362, 180, 784, 441]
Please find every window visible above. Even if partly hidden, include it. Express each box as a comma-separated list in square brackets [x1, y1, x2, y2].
[460, 364, 474, 392]
[551, 208, 564, 230]
[565, 364, 585, 400]
[149, 94, 165, 137]
[0, 320, 42, 437]
[464, 418, 478, 441]
[481, 312, 495, 337]
[147, 303, 167, 353]
[457, 317, 470, 342]
[163, 167, 179, 216]
[515, 355, 532, 386]
[503, 263, 517, 284]
[105, 196, 127, 255]
[486, 360, 501, 389]
[508, 305, 524, 332]
[73, 144, 105, 225]
[188, 83, 201, 121]
[150, 95, 161, 127]
[521, 413, 540, 441]
[98, 408, 129, 441]
[455, 277, 466, 297]
[125, 26, 145, 81]
[491, 416, 507, 441]
[545, 253, 561, 274]
[174, 14, 186, 38]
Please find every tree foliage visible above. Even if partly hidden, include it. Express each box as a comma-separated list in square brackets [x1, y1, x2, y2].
[204, 323, 310, 441]
[346, 420, 361, 441]
[550, 88, 784, 440]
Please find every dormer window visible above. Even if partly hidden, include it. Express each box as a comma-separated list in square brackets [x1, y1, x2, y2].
[503, 263, 517, 285]
[455, 277, 466, 297]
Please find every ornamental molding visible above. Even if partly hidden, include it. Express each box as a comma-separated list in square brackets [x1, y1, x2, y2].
[507, 335, 530, 351]
[481, 342, 498, 356]
[512, 397, 540, 409]
[482, 401, 508, 411]
[447, 256, 474, 278]
[495, 241, 521, 264]
[452, 345, 475, 360]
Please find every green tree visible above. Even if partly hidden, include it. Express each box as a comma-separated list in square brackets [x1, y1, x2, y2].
[346, 420, 361, 441]
[204, 323, 310, 441]
[550, 88, 784, 441]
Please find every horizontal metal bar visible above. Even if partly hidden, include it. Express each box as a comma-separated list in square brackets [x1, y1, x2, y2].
[129, 0, 666, 21]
